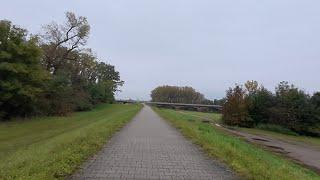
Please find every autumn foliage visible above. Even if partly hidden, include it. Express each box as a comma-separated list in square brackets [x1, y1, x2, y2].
[222, 81, 320, 136]
[0, 13, 123, 119]
[151, 85, 213, 104]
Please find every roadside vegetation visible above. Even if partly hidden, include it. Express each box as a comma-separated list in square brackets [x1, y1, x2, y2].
[178, 110, 320, 148]
[154, 107, 320, 180]
[0, 12, 123, 120]
[0, 104, 142, 179]
[222, 81, 320, 136]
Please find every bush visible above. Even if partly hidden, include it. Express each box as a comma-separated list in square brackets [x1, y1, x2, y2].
[247, 87, 275, 124]
[222, 85, 254, 127]
[222, 81, 320, 136]
[0, 20, 48, 119]
[273, 82, 318, 135]
[71, 89, 93, 111]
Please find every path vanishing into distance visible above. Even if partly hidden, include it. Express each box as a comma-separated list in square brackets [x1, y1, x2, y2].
[72, 105, 235, 180]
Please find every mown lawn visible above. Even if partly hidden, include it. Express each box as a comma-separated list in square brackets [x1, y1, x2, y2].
[153, 107, 320, 180]
[0, 104, 142, 180]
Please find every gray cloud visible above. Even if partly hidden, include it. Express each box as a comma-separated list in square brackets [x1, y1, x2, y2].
[1, 0, 319, 100]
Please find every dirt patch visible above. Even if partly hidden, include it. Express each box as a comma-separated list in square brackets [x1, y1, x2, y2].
[216, 124, 320, 174]
[252, 138, 269, 142]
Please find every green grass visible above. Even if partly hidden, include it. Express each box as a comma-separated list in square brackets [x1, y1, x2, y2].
[179, 110, 320, 149]
[177, 110, 222, 123]
[0, 104, 142, 180]
[153, 107, 320, 180]
[255, 124, 298, 136]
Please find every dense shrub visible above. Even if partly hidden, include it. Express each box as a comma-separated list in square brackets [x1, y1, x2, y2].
[222, 85, 253, 127]
[272, 82, 318, 135]
[40, 71, 75, 115]
[222, 81, 320, 136]
[312, 92, 320, 104]
[247, 87, 275, 125]
[0, 20, 49, 118]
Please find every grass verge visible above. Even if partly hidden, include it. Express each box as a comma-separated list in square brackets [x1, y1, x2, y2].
[254, 124, 298, 136]
[153, 107, 320, 180]
[177, 110, 222, 123]
[178, 110, 320, 149]
[0, 104, 142, 180]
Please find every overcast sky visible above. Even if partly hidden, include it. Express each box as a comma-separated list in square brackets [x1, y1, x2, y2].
[1, 0, 320, 100]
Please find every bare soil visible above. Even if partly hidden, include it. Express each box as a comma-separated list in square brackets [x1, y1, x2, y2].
[218, 125, 320, 174]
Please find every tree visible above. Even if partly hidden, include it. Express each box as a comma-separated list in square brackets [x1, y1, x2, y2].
[244, 81, 275, 125]
[38, 12, 123, 114]
[222, 81, 320, 136]
[40, 12, 90, 74]
[311, 92, 320, 109]
[90, 62, 124, 103]
[247, 87, 275, 124]
[0, 13, 123, 119]
[36, 12, 91, 114]
[310, 92, 320, 136]
[151, 86, 209, 104]
[213, 98, 226, 106]
[222, 85, 253, 127]
[271, 82, 318, 134]
[39, 70, 74, 115]
[0, 20, 48, 119]
[245, 80, 259, 95]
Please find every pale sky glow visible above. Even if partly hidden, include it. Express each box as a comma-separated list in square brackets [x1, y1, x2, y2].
[1, 0, 320, 100]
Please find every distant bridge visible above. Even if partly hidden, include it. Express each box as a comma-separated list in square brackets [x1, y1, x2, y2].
[116, 100, 138, 104]
[116, 100, 222, 112]
[145, 102, 222, 112]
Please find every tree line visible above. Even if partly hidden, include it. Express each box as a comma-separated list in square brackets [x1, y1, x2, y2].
[151, 85, 213, 104]
[222, 81, 320, 136]
[0, 12, 123, 120]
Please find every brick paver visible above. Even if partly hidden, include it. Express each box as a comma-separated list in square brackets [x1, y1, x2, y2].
[72, 105, 235, 180]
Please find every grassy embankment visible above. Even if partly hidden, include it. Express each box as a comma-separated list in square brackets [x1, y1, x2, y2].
[153, 108, 320, 180]
[181, 110, 320, 149]
[0, 104, 142, 180]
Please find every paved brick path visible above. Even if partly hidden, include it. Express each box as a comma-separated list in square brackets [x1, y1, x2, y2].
[72, 105, 235, 180]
